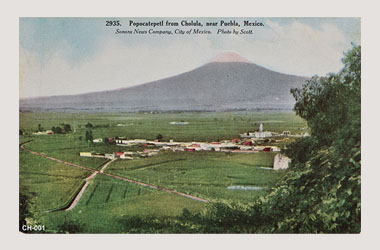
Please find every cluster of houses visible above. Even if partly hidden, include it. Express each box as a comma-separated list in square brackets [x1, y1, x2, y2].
[114, 138, 281, 153]
[79, 123, 309, 160]
[79, 149, 159, 160]
[80, 137, 281, 160]
[239, 123, 309, 139]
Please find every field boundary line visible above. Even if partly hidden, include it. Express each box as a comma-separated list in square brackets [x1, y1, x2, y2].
[102, 172, 209, 203]
[20, 142, 209, 205]
[20, 142, 96, 173]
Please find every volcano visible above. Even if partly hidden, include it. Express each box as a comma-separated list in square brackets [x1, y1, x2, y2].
[20, 52, 308, 112]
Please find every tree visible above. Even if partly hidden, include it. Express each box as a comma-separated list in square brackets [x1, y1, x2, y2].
[63, 124, 72, 133]
[19, 129, 23, 136]
[290, 45, 360, 148]
[85, 130, 93, 145]
[37, 124, 44, 132]
[85, 122, 93, 129]
[266, 45, 361, 232]
[156, 134, 163, 140]
[52, 126, 63, 134]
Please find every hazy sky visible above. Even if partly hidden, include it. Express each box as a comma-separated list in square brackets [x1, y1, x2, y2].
[19, 17, 360, 98]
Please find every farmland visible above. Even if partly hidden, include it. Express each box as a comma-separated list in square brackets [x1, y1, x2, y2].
[19, 110, 307, 233]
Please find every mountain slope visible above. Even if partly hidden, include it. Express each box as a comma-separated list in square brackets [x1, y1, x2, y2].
[20, 57, 309, 112]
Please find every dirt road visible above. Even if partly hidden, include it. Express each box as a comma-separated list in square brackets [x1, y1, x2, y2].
[20, 142, 209, 208]
[65, 158, 117, 211]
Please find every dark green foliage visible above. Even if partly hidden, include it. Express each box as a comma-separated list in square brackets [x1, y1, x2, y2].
[37, 123, 44, 132]
[19, 187, 35, 233]
[118, 216, 181, 233]
[85, 122, 93, 129]
[63, 124, 72, 133]
[156, 133, 163, 140]
[19, 129, 23, 135]
[278, 45, 361, 232]
[85, 130, 93, 144]
[51, 126, 63, 134]
[290, 45, 360, 147]
[51, 124, 71, 134]
[56, 217, 85, 234]
[284, 136, 317, 166]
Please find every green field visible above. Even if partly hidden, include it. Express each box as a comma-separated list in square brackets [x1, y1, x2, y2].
[107, 151, 284, 203]
[19, 111, 306, 233]
[37, 175, 208, 233]
[20, 111, 307, 142]
[19, 149, 89, 212]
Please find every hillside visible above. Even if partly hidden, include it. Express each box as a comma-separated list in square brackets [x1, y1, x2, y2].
[20, 53, 308, 112]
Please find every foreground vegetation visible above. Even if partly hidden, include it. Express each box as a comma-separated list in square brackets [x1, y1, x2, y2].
[19, 149, 89, 230]
[37, 175, 208, 233]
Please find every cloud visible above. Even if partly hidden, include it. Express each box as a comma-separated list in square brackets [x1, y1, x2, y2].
[215, 20, 350, 76]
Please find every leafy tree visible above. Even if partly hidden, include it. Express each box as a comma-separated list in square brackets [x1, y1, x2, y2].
[85, 122, 93, 129]
[52, 126, 63, 134]
[290, 45, 360, 148]
[78, 136, 83, 141]
[37, 124, 44, 132]
[85, 130, 93, 145]
[248, 45, 361, 233]
[19, 129, 23, 136]
[156, 134, 163, 140]
[63, 124, 72, 133]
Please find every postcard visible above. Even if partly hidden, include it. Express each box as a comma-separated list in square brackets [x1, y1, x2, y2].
[19, 17, 361, 234]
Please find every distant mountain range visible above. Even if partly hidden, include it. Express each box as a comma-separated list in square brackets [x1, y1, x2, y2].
[20, 52, 309, 112]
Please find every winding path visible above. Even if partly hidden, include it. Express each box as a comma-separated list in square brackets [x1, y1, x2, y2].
[20, 142, 209, 209]
[65, 159, 117, 211]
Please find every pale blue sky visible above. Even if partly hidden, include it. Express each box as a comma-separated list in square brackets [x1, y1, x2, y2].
[19, 17, 360, 98]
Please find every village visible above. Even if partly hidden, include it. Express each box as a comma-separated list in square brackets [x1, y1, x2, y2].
[78, 123, 309, 165]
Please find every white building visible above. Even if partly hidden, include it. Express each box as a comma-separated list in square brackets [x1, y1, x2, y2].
[240, 123, 274, 138]
[79, 152, 92, 157]
[105, 153, 115, 159]
[169, 121, 189, 125]
[240, 131, 273, 138]
[273, 154, 291, 170]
